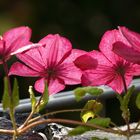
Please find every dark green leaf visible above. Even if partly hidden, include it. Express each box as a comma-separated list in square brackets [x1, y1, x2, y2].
[136, 93, 140, 109]
[68, 118, 110, 136]
[36, 82, 49, 112]
[2, 77, 11, 110]
[121, 86, 135, 111]
[74, 87, 103, 101]
[88, 118, 111, 128]
[68, 125, 91, 136]
[28, 86, 37, 111]
[11, 78, 19, 108]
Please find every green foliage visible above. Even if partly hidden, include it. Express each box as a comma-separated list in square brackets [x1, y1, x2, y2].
[2, 77, 11, 110]
[36, 82, 49, 112]
[12, 78, 19, 108]
[116, 86, 135, 120]
[2, 77, 19, 110]
[74, 86, 103, 101]
[136, 93, 140, 109]
[81, 100, 103, 122]
[28, 86, 37, 111]
[68, 118, 110, 136]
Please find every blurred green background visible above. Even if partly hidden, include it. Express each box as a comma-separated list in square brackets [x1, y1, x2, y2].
[0, 0, 140, 99]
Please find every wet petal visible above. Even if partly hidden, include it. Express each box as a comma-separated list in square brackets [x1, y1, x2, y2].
[9, 62, 40, 76]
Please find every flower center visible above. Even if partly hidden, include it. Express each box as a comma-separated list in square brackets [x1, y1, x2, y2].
[114, 61, 129, 76]
[47, 67, 57, 78]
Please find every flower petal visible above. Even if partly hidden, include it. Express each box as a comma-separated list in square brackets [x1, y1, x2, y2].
[34, 78, 65, 95]
[64, 49, 86, 63]
[58, 63, 82, 84]
[113, 41, 140, 64]
[3, 26, 31, 53]
[81, 66, 115, 86]
[74, 53, 98, 70]
[99, 29, 130, 64]
[11, 43, 43, 55]
[39, 34, 72, 66]
[119, 26, 140, 51]
[16, 47, 46, 71]
[108, 74, 132, 94]
[9, 62, 40, 76]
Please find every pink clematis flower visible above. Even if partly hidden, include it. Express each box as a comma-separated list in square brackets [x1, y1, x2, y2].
[9, 34, 85, 95]
[113, 26, 140, 64]
[0, 26, 34, 64]
[74, 29, 140, 94]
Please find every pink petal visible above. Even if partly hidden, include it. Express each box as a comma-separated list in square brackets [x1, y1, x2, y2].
[39, 34, 72, 66]
[64, 49, 86, 63]
[11, 43, 43, 55]
[99, 29, 130, 64]
[58, 63, 82, 84]
[9, 62, 40, 76]
[119, 26, 140, 51]
[81, 66, 115, 86]
[108, 74, 132, 94]
[113, 41, 140, 64]
[74, 53, 97, 70]
[16, 47, 46, 71]
[131, 64, 140, 75]
[0, 38, 5, 54]
[89, 50, 113, 66]
[3, 26, 31, 53]
[34, 78, 65, 95]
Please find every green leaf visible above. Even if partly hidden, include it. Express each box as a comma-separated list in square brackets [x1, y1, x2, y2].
[81, 100, 103, 122]
[68, 118, 110, 136]
[11, 78, 19, 108]
[36, 82, 49, 112]
[121, 86, 135, 111]
[28, 86, 37, 111]
[68, 125, 92, 136]
[88, 118, 111, 128]
[74, 87, 103, 101]
[2, 77, 11, 110]
[136, 93, 140, 109]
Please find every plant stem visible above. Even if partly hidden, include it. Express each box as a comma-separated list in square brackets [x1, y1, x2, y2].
[132, 119, 140, 134]
[20, 94, 44, 129]
[3, 60, 18, 139]
[18, 118, 124, 135]
[29, 108, 84, 123]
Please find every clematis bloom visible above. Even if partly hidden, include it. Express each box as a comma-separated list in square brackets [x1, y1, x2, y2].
[0, 26, 42, 64]
[113, 26, 140, 64]
[9, 34, 85, 95]
[74, 29, 140, 94]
